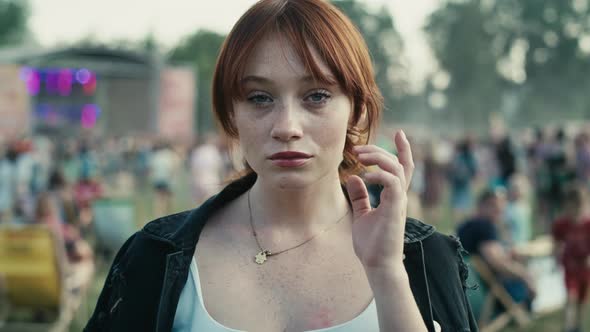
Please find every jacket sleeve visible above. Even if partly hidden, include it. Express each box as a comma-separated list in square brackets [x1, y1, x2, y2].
[423, 233, 479, 332]
[84, 233, 137, 332]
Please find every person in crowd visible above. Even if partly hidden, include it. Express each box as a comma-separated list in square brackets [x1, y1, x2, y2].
[34, 191, 93, 263]
[449, 137, 478, 222]
[73, 173, 103, 231]
[0, 145, 16, 223]
[552, 185, 590, 332]
[85, 1, 477, 331]
[495, 136, 517, 188]
[545, 128, 576, 226]
[190, 133, 224, 205]
[12, 139, 36, 222]
[574, 131, 590, 185]
[47, 169, 79, 232]
[504, 174, 533, 245]
[30, 135, 53, 196]
[457, 189, 536, 310]
[420, 140, 446, 224]
[529, 127, 554, 231]
[59, 139, 81, 184]
[149, 141, 179, 217]
[133, 137, 154, 190]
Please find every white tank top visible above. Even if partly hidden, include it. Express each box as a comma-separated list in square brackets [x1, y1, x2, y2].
[172, 258, 380, 332]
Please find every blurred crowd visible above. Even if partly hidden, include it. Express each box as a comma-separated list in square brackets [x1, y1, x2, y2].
[0, 124, 589, 259]
[1, 123, 590, 328]
[0, 133, 234, 265]
[404, 125, 590, 237]
[399, 124, 590, 331]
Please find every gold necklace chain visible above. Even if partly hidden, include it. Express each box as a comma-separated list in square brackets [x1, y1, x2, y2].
[247, 189, 350, 264]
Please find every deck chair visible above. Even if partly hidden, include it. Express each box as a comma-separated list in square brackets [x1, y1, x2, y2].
[467, 255, 531, 332]
[0, 224, 91, 332]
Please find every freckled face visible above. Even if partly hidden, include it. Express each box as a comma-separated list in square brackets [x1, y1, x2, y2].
[233, 35, 352, 188]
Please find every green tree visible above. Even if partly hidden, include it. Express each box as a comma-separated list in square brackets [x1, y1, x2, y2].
[168, 30, 226, 134]
[425, 0, 505, 129]
[494, 0, 590, 122]
[425, 0, 590, 129]
[0, 0, 29, 47]
[332, 0, 409, 121]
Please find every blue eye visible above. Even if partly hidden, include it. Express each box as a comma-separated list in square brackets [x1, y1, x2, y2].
[247, 93, 273, 107]
[305, 90, 331, 105]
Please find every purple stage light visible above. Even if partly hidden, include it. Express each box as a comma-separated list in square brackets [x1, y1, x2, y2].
[57, 69, 73, 96]
[75, 68, 91, 84]
[26, 71, 41, 96]
[46, 69, 59, 94]
[81, 104, 100, 128]
[19, 67, 33, 81]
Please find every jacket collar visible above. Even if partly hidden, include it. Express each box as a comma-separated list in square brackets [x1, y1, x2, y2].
[142, 172, 435, 250]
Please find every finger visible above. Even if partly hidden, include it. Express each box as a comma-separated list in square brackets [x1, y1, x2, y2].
[345, 175, 372, 219]
[394, 130, 414, 190]
[363, 171, 404, 200]
[354, 144, 407, 188]
[354, 144, 397, 159]
[362, 171, 406, 214]
[356, 152, 406, 190]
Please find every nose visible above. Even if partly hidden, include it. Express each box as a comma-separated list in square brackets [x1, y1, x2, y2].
[270, 100, 303, 142]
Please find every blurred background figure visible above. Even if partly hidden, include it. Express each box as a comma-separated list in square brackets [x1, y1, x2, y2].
[34, 191, 93, 263]
[494, 136, 517, 189]
[420, 139, 446, 224]
[190, 133, 223, 205]
[0, 144, 15, 223]
[574, 130, 590, 186]
[551, 185, 590, 332]
[149, 140, 179, 217]
[504, 173, 533, 246]
[457, 189, 536, 311]
[448, 137, 478, 223]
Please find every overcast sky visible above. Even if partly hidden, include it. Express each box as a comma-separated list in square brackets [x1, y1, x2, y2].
[29, 0, 440, 88]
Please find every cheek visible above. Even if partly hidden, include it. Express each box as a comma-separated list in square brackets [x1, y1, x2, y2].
[233, 114, 261, 165]
[234, 111, 262, 144]
[312, 121, 347, 150]
[312, 112, 350, 150]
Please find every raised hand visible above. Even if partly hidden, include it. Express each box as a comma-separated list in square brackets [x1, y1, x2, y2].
[345, 130, 414, 271]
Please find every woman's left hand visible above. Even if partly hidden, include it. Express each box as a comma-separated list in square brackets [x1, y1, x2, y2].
[346, 130, 414, 272]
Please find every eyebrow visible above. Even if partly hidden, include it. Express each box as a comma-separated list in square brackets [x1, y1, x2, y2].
[240, 75, 337, 85]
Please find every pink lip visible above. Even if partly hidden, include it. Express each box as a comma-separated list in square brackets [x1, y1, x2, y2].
[269, 151, 312, 168]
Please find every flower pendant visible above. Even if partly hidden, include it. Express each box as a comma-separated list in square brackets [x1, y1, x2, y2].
[255, 250, 270, 264]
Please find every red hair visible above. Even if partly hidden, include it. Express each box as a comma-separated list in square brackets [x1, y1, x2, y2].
[212, 0, 383, 179]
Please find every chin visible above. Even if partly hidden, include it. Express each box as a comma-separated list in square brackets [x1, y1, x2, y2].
[256, 169, 319, 190]
[273, 173, 315, 190]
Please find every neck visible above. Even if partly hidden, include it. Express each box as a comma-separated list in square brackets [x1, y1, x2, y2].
[247, 172, 351, 238]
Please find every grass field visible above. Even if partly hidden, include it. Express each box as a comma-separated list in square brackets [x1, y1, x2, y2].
[68, 176, 589, 332]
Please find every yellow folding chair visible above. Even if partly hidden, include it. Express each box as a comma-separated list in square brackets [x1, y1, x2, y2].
[0, 224, 84, 332]
[0, 225, 64, 311]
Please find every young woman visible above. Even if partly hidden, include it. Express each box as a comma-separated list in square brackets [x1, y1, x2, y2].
[85, 1, 477, 331]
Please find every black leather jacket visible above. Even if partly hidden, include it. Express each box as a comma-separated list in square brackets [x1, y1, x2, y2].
[85, 174, 478, 332]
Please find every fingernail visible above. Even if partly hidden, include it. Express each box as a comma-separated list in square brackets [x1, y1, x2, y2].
[400, 130, 407, 140]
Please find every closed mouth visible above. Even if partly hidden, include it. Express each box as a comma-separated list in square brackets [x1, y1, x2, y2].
[269, 151, 312, 160]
